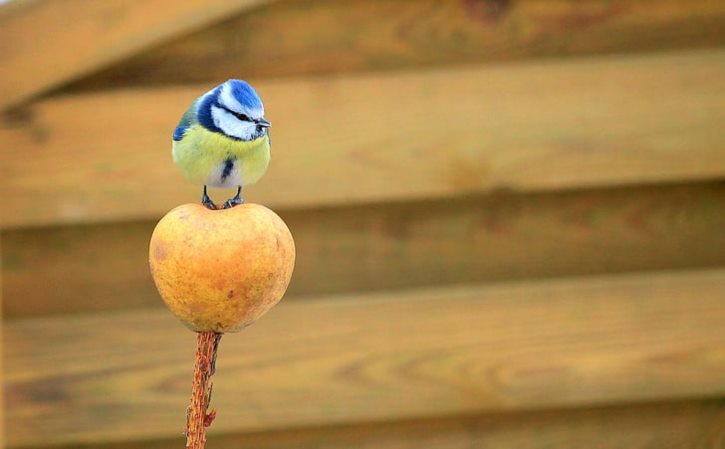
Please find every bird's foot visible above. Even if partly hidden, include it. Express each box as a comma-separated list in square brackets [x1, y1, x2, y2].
[202, 198, 218, 210]
[222, 187, 244, 209]
[222, 196, 244, 209]
[201, 186, 217, 210]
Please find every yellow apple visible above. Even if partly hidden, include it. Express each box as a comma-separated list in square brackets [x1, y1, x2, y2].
[149, 203, 295, 332]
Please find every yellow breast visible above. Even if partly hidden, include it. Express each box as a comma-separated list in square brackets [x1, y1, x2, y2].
[172, 125, 271, 187]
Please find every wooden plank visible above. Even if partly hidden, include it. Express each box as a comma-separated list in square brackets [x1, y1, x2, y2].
[3, 182, 725, 318]
[0, 236, 4, 449]
[44, 400, 725, 449]
[70, 0, 725, 90]
[5, 269, 725, 447]
[0, 0, 272, 110]
[1, 50, 724, 229]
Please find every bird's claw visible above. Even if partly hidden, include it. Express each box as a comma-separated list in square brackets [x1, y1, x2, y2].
[201, 186, 217, 210]
[222, 186, 244, 209]
[202, 198, 218, 210]
[222, 196, 244, 209]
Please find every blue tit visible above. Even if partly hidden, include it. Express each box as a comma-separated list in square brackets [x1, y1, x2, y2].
[172, 79, 271, 209]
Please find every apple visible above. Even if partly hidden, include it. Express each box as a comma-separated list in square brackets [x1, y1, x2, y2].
[149, 203, 295, 333]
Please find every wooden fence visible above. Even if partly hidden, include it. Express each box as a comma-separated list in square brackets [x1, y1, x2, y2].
[1, 0, 724, 447]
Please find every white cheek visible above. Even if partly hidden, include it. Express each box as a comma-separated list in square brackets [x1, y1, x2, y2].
[211, 106, 256, 140]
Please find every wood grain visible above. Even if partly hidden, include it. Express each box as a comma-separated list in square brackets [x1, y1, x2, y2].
[5, 269, 725, 447]
[42, 400, 725, 449]
[3, 182, 725, 318]
[1, 50, 724, 229]
[70, 0, 725, 90]
[0, 0, 272, 110]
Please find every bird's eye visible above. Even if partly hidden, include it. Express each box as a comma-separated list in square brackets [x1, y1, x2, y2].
[233, 112, 251, 122]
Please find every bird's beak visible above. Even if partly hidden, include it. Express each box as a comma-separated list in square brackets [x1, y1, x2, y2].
[256, 118, 271, 128]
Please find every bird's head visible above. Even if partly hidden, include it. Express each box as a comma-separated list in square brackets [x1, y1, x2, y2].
[198, 79, 271, 141]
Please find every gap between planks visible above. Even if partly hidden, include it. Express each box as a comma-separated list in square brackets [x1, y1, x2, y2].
[69, 0, 725, 90]
[26, 399, 725, 449]
[2, 181, 725, 318]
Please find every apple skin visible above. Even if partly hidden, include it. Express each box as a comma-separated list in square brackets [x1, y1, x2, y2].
[149, 203, 295, 333]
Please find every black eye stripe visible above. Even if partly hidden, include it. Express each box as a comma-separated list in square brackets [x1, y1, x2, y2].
[220, 105, 251, 122]
[233, 112, 251, 122]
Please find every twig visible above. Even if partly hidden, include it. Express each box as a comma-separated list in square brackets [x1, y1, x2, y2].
[185, 331, 222, 449]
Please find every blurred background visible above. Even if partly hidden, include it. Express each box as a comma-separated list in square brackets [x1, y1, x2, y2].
[1, 0, 724, 447]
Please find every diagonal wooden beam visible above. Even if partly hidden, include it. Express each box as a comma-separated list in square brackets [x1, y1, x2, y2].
[0, 0, 271, 111]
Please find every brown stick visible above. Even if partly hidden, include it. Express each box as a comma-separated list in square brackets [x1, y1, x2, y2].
[186, 331, 222, 449]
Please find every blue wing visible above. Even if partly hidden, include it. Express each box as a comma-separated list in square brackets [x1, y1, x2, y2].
[173, 125, 189, 141]
[172, 101, 199, 141]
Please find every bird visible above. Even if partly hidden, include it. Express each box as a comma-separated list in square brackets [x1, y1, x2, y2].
[172, 79, 271, 209]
